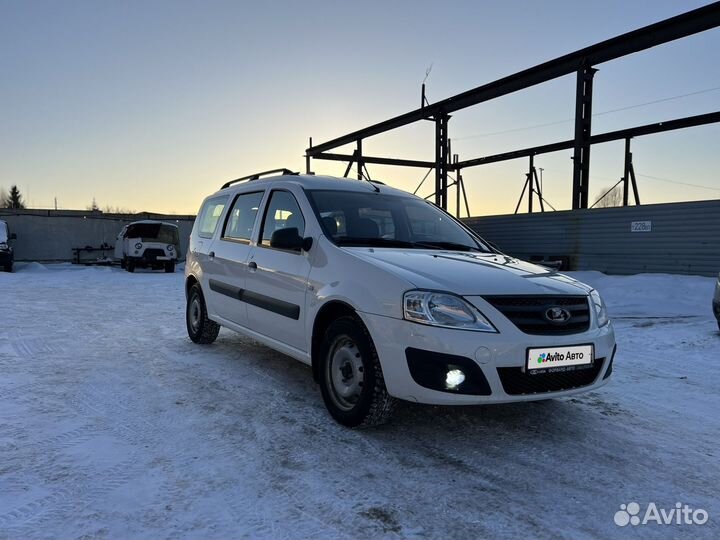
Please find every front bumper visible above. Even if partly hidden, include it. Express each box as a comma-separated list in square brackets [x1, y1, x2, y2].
[130, 249, 177, 263]
[359, 311, 616, 405]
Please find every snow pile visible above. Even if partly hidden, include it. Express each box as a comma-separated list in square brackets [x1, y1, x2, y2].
[571, 270, 716, 318]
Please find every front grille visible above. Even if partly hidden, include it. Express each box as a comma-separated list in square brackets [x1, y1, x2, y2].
[142, 249, 166, 261]
[498, 359, 604, 395]
[483, 295, 590, 335]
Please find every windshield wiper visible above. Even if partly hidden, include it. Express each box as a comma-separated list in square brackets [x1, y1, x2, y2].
[408, 240, 482, 252]
[335, 237, 417, 248]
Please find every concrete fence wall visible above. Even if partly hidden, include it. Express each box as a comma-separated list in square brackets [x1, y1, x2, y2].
[0, 210, 196, 263]
[463, 199, 720, 277]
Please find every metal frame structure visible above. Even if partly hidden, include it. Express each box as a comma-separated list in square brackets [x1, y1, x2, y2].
[305, 2, 720, 214]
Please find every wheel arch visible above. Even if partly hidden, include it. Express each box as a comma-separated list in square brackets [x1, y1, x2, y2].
[310, 300, 360, 383]
[185, 274, 199, 299]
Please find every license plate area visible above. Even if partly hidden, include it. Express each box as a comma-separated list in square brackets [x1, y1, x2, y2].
[526, 344, 594, 375]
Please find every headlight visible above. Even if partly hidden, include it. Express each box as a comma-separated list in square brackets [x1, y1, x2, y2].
[167, 244, 174, 252]
[589, 289, 609, 327]
[134, 242, 143, 250]
[403, 291, 497, 332]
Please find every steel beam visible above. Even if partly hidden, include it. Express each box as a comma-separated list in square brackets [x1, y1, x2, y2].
[312, 152, 435, 169]
[307, 2, 720, 156]
[454, 111, 720, 169]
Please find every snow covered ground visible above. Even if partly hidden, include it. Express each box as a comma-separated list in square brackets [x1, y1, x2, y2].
[0, 264, 718, 539]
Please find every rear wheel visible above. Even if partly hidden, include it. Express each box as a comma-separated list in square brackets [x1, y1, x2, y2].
[186, 283, 220, 344]
[319, 316, 395, 428]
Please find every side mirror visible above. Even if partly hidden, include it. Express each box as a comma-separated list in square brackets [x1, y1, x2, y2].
[9, 233, 17, 240]
[270, 227, 312, 252]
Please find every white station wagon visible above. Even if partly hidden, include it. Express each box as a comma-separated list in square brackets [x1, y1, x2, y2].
[185, 169, 616, 427]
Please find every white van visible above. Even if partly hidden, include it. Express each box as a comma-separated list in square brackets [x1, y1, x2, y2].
[115, 220, 180, 273]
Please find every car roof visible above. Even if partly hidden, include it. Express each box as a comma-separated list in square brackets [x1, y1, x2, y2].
[214, 174, 415, 199]
[126, 220, 178, 227]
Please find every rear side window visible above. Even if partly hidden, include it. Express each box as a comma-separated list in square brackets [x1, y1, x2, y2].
[223, 191, 264, 242]
[197, 196, 228, 239]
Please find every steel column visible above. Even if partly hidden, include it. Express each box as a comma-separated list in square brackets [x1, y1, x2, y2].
[622, 137, 632, 206]
[528, 155, 534, 213]
[356, 140, 363, 180]
[572, 66, 597, 209]
[435, 114, 450, 209]
[453, 154, 460, 217]
[306, 137, 312, 174]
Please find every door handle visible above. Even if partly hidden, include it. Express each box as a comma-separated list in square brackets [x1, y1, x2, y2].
[248, 261, 257, 272]
[208, 251, 215, 259]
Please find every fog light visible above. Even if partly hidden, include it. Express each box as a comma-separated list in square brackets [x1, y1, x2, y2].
[445, 369, 465, 389]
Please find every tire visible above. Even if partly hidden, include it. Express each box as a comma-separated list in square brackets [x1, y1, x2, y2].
[120, 258, 126, 270]
[3, 264, 11, 273]
[318, 316, 395, 428]
[186, 283, 220, 344]
[126, 260, 135, 273]
[164, 262, 175, 273]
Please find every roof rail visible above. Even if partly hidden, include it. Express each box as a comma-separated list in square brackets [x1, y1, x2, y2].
[221, 168, 299, 189]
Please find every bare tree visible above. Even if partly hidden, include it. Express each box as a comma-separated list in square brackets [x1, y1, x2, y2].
[102, 204, 136, 215]
[593, 185, 623, 208]
[2, 185, 25, 209]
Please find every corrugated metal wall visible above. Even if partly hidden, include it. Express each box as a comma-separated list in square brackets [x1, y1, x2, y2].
[0, 210, 196, 263]
[463, 199, 720, 277]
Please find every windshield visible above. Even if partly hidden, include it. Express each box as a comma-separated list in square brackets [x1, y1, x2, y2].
[0, 222, 7, 243]
[126, 223, 179, 244]
[308, 190, 490, 252]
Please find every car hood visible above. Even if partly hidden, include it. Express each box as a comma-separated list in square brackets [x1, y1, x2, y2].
[344, 248, 591, 296]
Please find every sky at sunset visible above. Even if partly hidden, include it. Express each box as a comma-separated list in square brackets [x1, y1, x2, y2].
[1, 0, 718, 216]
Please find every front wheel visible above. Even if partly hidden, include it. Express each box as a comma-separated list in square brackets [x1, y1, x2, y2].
[186, 283, 220, 344]
[319, 316, 395, 428]
[164, 262, 175, 273]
